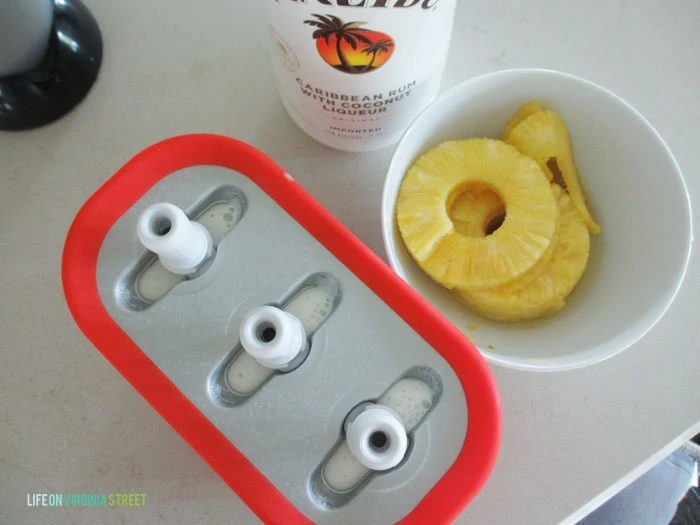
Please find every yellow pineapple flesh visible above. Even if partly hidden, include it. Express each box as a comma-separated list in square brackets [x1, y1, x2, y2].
[396, 139, 558, 290]
[505, 110, 601, 234]
[448, 182, 559, 291]
[454, 184, 590, 321]
[502, 100, 546, 141]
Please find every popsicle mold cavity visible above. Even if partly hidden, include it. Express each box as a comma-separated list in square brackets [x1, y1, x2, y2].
[310, 366, 443, 508]
[115, 185, 246, 310]
[209, 272, 342, 406]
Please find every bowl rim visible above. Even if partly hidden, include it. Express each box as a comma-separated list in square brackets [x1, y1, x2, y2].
[381, 67, 694, 372]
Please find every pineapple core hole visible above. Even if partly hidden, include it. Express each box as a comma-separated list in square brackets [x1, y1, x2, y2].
[448, 183, 506, 238]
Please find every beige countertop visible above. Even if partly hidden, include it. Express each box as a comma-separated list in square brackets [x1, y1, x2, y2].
[1, 0, 699, 524]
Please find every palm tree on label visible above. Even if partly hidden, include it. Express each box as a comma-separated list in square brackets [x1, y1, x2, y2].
[305, 14, 392, 74]
[361, 39, 394, 72]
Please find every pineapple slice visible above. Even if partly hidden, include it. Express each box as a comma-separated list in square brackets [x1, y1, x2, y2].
[503, 100, 546, 141]
[506, 110, 601, 234]
[454, 184, 590, 321]
[397, 139, 558, 290]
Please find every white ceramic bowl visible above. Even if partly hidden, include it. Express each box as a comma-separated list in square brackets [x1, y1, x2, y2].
[382, 69, 693, 372]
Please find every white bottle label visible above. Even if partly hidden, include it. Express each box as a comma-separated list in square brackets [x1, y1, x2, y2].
[265, 0, 457, 152]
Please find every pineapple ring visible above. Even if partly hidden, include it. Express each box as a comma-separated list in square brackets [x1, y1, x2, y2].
[454, 184, 590, 321]
[396, 138, 559, 290]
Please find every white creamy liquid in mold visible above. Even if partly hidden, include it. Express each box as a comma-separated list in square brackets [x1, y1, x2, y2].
[322, 377, 435, 492]
[136, 200, 243, 302]
[225, 284, 337, 395]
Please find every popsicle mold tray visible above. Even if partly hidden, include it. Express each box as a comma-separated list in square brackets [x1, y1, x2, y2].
[62, 134, 501, 525]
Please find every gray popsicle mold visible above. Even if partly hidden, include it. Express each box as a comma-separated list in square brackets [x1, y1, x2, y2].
[95, 166, 468, 525]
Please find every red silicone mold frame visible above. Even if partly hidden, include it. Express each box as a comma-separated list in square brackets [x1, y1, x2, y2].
[61, 134, 501, 525]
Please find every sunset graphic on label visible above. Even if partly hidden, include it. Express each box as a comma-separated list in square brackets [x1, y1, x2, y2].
[304, 14, 395, 74]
